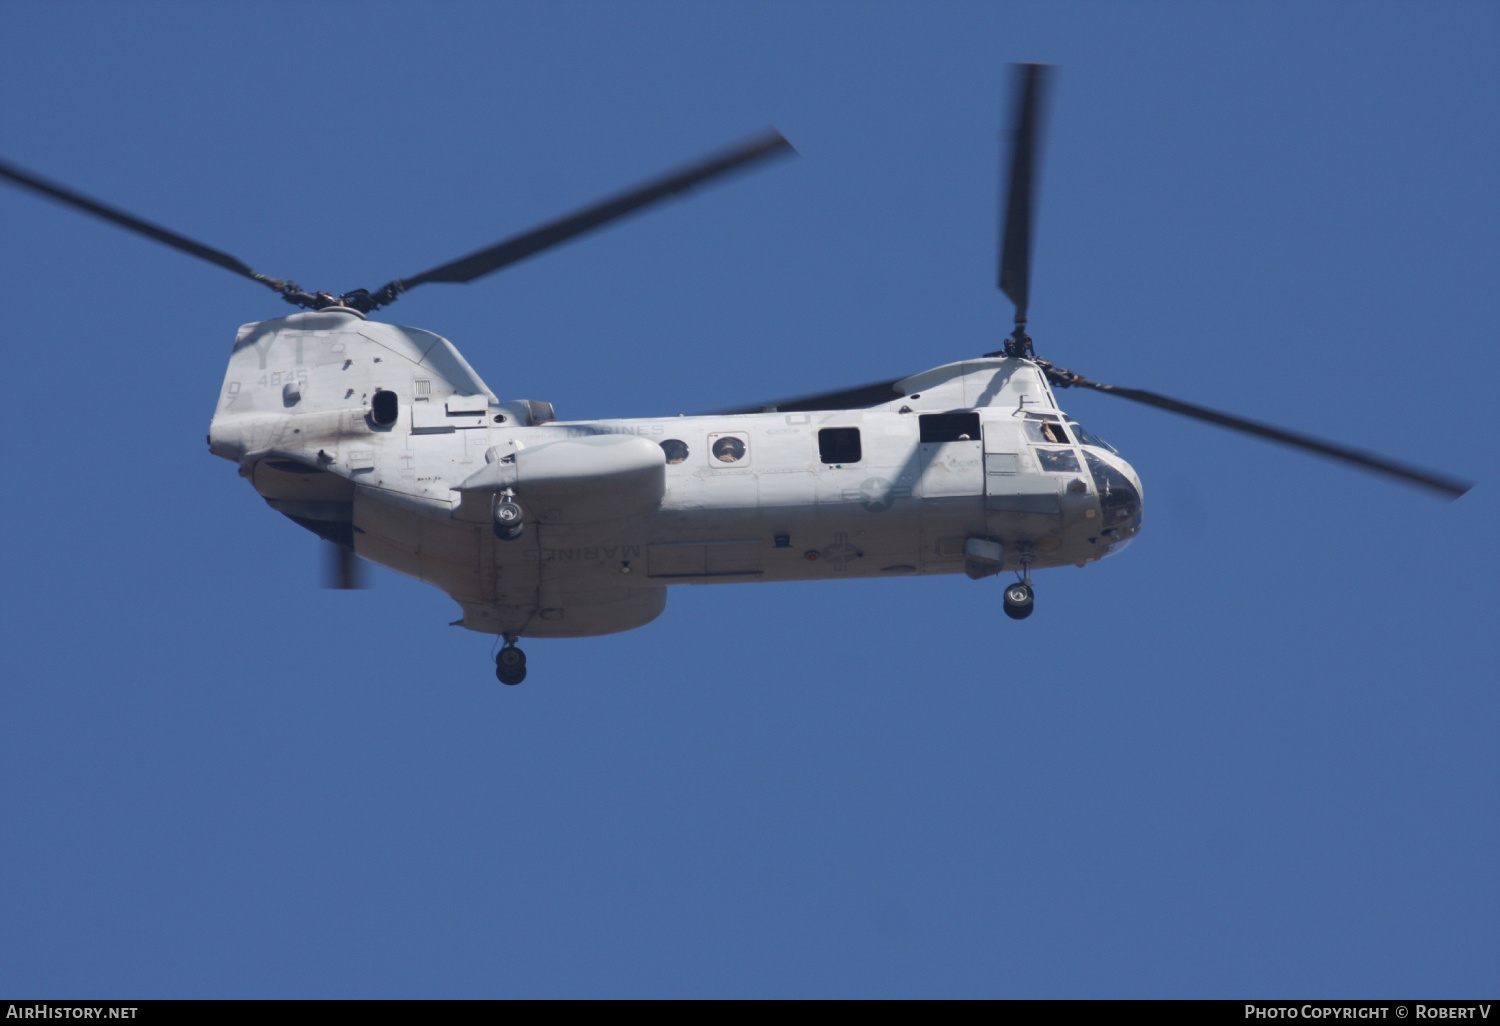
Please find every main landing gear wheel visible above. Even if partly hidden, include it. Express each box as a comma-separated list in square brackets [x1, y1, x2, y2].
[495, 641, 527, 685]
[1003, 581, 1035, 620]
[492, 494, 524, 542]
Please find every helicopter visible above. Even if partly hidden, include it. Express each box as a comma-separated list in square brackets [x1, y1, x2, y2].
[1, 64, 1471, 685]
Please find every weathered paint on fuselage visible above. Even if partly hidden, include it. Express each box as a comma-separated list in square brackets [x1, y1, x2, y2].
[208, 310, 1142, 638]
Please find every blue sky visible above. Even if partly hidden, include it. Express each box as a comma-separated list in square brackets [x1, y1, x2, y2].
[1, 0, 1496, 998]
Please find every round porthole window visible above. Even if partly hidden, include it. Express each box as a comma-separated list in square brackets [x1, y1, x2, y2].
[661, 439, 689, 465]
[711, 436, 746, 463]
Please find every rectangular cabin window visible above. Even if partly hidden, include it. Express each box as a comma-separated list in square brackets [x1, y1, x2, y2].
[818, 427, 862, 464]
[919, 412, 981, 444]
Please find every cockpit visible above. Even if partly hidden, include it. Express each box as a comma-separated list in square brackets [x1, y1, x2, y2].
[1016, 411, 1142, 547]
[1024, 413, 1142, 549]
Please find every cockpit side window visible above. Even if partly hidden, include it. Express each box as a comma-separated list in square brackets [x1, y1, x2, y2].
[1035, 448, 1081, 472]
[1021, 414, 1071, 445]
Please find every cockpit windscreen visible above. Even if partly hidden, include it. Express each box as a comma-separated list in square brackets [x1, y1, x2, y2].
[1067, 420, 1118, 454]
[1084, 451, 1140, 529]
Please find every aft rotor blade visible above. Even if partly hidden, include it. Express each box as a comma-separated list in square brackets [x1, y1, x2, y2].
[0, 158, 286, 293]
[998, 63, 1051, 331]
[323, 542, 367, 590]
[705, 376, 906, 415]
[393, 130, 796, 291]
[1045, 366, 1473, 499]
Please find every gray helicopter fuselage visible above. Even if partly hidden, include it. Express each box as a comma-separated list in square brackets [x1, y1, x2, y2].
[208, 309, 1142, 638]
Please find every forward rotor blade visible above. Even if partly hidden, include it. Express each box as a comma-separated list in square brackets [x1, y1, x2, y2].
[998, 63, 1051, 331]
[0, 158, 285, 292]
[704, 376, 906, 415]
[1045, 366, 1473, 499]
[393, 130, 796, 292]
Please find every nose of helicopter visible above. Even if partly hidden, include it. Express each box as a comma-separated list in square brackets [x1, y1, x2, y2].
[1118, 454, 1144, 529]
[1110, 456, 1143, 555]
[1115, 453, 1144, 504]
[1079, 447, 1143, 554]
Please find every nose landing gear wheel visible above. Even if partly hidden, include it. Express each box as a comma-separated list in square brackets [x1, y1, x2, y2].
[495, 642, 527, 685]
[1003, 581, 1034, 620]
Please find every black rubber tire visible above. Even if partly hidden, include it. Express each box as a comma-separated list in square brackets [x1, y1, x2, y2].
[495, 663, 526, 685]
[497, 646, 527, 669]
[492, 521, 523, 542]
[1002, 582, 1034, 621]
[494, 500, 523, 526]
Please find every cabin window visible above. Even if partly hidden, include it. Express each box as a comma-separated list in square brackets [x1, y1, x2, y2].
[818, 427, 862, 464]
[660, 439, 689, 465]
[711, 434, 748, 464]
[919, 412, 981, 443]
[371, 389, 399, 427]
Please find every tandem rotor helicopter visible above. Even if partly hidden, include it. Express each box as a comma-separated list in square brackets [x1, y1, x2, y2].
[2, 64, 1472, 684]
